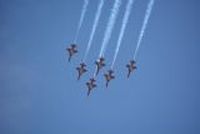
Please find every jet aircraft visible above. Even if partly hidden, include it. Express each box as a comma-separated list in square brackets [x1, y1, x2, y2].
[66, 44, 78, 62]
[104, 70, 115, 87]
[95, 57, 105, 76]
[76, 63, 87, 80]
[86, 78, 97, 96]
[126, 60, 137, 78]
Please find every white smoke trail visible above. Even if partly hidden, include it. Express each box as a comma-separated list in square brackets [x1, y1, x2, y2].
[83, 0, 104, 62]
[99, 0, 121, 58]
[74, 0, 89, 43]
[111, 0, 135, 69]
[133, 0, 155, 60]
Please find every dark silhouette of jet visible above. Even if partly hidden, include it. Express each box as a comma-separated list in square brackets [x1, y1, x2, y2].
[104, 70, 115, 88]
[86, 78, 97, 96]
[126, 60, 137, 78]
[76, 63, 87, 80]
[66, 44, 78, 62]
[95, 57, 105, 76]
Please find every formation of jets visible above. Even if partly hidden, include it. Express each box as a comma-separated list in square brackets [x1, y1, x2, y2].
[66, 44, 137, 96]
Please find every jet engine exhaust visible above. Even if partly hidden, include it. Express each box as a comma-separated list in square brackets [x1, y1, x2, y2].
[133, 0, 155, 60]
[83, 0, 104, 62]
[99, 0, 121, 58]
[74, 0, 89, 43]
[111, 0, 135, 69]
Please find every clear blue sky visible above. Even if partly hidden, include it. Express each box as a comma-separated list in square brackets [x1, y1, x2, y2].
[0, 0, 199, 134]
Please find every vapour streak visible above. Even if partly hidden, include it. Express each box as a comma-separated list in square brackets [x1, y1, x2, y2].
[99, 0, 121, 57]
[133, 0, 155, 60]
[83, 0, 104, 62]
[111, 0, 134, 69]
[74, 0, 89, 43]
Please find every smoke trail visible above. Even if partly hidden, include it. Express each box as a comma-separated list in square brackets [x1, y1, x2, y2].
[74, 0, 89, 43]
[83, 0, 104, 62]
[133, 0, 155, 60]
[99, 0, 121, 58]
[111, 0, 135, 69]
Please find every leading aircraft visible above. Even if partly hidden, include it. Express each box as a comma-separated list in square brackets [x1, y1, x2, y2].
[76, 63, 87, 80]
[86, 78, 97, 96]
[104, 70, 115, 87]
[66, 44, 78, 62]
[126, 60, 137, 78]
[95, 57, 105, 76]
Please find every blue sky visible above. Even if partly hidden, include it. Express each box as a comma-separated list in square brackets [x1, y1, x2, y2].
[0, 0, 200, 134]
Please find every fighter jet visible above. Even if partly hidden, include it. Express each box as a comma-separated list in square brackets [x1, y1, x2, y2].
[95, 57, 105, 76]
[76, 63, 87, 80]
[86, 78, 97, 96]
[104, 70, 115, 88]
[126, 60, 137, 78]
[66, 44, 78, 62]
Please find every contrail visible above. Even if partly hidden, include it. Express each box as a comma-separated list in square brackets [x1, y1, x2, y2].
[111, 0, 135, 69]
[83, 0, 104, 62]
[74, 0, 89, 43]
[99, 0, 121, 58]
[133, 0, 155, 60]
